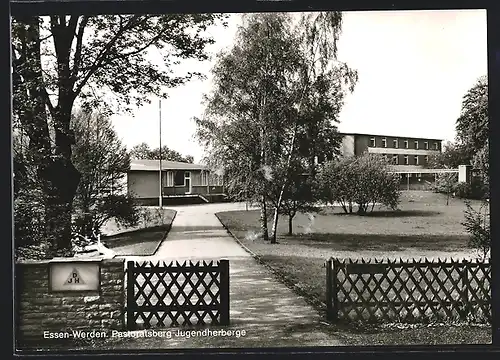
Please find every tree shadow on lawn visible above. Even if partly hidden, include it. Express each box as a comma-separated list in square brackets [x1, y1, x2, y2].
[332, 209, 442, 218]
[286, 233, 470, 252]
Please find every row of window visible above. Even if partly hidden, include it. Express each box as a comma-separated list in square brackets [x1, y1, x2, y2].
[383, 154, 429, 165]
[165, 171, 223, 187]
[370, 138, 439, 150]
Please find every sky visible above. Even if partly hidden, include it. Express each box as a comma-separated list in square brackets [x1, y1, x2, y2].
[110, 10, 488, 164]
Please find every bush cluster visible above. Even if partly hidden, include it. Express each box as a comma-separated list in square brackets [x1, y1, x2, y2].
[316, 153, 401, 215]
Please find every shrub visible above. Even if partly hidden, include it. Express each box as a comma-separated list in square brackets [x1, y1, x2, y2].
[138, 207, 167, 228]
[73, 194, 140, 237]
[454, 180, 487, 200]
[317, 154, 401, 214]
[461, 200, 490, 260]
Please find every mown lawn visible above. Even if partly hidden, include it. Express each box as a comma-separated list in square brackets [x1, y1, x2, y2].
[215, 191, 492, 345]
[103, 209, 176, 256]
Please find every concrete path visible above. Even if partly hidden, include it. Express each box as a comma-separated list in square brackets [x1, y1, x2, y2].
[115, 204, 344, 349]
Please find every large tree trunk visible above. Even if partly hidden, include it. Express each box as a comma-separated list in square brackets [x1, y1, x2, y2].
[43, 160, 80, 248]
[39, 104, 81, 249]
[13, 16, 81, 250]
[45, 17, 82, 250]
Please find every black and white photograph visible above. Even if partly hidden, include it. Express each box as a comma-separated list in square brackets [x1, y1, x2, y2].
[12, 6, 492, 352]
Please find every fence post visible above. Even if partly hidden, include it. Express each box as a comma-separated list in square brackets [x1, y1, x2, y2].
[326, 258, 338, 323]
[332, 259, 338, 323]
[126, 261, 136, 331]
[220, 259, 230, 325]
[461, 259, 470, 319]
[326, 259, 332, 320]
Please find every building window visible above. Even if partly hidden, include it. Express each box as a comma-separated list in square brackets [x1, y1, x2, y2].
[174, 171, 184, 186]
[393, 155, 399, 165]
[166, 171, 174, 186]
[201, 171, 208, 186]
[434, 142, 439, 150]
[370, 137, 375, 147]
[404, 155, 409, 165]
[210, 174, 223, 186]
[404, 140, 409, 149]
[393, 139, 398, 148]
[414, 156, 419, 165]
[382, 138, 387, 148]
[425, 155, 429, 164]
[424, 141, 429, 150]
[414, 140, 419, 149]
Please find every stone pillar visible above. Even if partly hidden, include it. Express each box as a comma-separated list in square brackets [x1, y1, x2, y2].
[15, 258, 125, 349]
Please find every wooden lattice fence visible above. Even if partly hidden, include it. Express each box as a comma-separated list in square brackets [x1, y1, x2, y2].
[126, 260, 229, 330]
[326, 257, 491, 324]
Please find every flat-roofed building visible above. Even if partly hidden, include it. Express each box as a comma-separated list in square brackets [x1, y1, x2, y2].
[339, 132, 445, 190]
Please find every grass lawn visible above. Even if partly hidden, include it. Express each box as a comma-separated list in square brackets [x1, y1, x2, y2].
[215, 191, 492, 345]
[103, 209, 176, 256]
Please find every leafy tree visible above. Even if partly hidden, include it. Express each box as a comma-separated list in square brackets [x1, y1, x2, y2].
[276, 169, 320, 235]
[266, 13, 357, 242]
[455, 76, 488, 163]
[196, 13, 303, 242]
[432, 172, 458, 205]
[316, 158, 355, 213]
[454, 76, 489, 198]
[351, 154, 400, 214]
[11, 14, 225, 250]
[195, 12, 357, 243]
[427, 76, 489, 200]
[462, 200, 490, 260]
[13, 118, 48, 250]
[71, 109, 139, 237]
[317, 154, 400, 215]
[130, 142, 194, 163]
[472, 139, 489, 198]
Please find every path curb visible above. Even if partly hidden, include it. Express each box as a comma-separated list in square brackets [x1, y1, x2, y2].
[214, 212, 329, 317]
[152, 210, 178, 255]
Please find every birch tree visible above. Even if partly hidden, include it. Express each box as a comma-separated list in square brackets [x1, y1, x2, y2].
[195, 13, 301, 241]
[196, 12, 357, 243]
[267, 12, 358, 242]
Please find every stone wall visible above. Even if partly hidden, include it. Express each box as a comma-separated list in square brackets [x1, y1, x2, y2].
[15, 258, 125, 348]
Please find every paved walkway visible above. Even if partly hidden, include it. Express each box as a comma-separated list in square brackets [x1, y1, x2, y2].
[115, 204, 343, 349]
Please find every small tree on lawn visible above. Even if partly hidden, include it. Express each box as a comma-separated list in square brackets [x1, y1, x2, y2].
[276, 171, 320, 235]
[432, 172, 458, 205]
[462, 200, 490, 260]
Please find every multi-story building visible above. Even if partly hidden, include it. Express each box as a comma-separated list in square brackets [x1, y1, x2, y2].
[339, 132, 444, 189]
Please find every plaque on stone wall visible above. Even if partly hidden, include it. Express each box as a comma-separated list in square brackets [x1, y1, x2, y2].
[49, 261, 100, 292]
